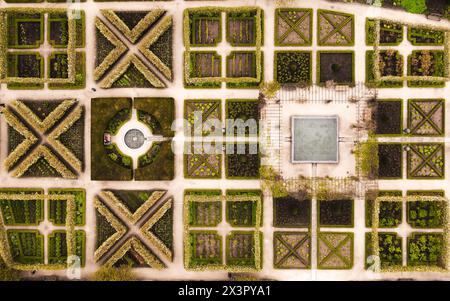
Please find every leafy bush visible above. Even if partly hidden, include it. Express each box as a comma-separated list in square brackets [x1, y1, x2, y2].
[401, 0, 427, 14]
[408, 233, 444, 267]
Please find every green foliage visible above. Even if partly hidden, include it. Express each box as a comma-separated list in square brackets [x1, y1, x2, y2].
[408, 233, 444, 266]
[357, 136, 379, 179]
[91, 266, 137, 281]
[407, 201, 445, 228]
[401, 0, 427, 14]
[0, 258, 20, 281]
[275, 51, 311, 84]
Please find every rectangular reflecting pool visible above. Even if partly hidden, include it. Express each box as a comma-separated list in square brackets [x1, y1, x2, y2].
[292, 116, 339, 163]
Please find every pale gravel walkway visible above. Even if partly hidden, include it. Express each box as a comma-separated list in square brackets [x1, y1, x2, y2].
[0, 0, 449, 281]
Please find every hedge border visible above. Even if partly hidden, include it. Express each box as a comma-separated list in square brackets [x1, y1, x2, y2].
[274, 8, 313, 47]
[0, 192, 77, 271]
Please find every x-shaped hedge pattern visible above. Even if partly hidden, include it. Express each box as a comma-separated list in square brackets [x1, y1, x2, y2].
[94, 10, 172, 88]
[407, 144, 445, 179]
[2, 100, 83, 179]
[408, 99, 444, 136]
[185, 143, 221, 178]
[274, 232, 310, 269]
[94, 190, 173, 269]
[318, 10, 354, 46]
[275, 8, 312, 46]
[185, 99, 221, 137]
[318, 232, 353, 269]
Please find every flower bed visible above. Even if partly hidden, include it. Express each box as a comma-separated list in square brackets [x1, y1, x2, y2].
[372, 100, 402, 135]
[0, 188, 44, 226]
[273, 196, 311, 228]
[274, 231, 310, 269]
[3, 99, 84, 179]
[48, 230, 85, 266]
[226, 231, 262, 269]
[226, 99, 259, 136]
[366, 191, 402, 228]
[317, 51, 354, 85]
[226, 190, 261, 227]
[48, 189, 85, 226]
[407, 99, 444, 136]
[366, 50, 403, 88]
[319, 199, 353, 227]
[189, 11, 221, 46]
[366, 19, 403, 46]
[366, 232, 402, 268]
[94, 10, 172, 88]
[408, 27, 444, 45]
[225, 143, 260, 179]
[185, 99, 221, 137]
[275, 51, 312, 85]
[318, 10, 354, 46]
[377, 144, 403, 179]
[188, 190, 222, 227]
[275, 8, 312, 46]
[317, 232, 353, 269]
[408, 233, 445, 267]
[407, 50, 446, 88]
[406, 143, 444, 179]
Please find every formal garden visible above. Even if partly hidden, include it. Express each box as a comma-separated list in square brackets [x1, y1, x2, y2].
[0, 0, 449, 282]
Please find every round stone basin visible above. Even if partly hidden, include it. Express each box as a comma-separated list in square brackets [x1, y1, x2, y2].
[124, 129, 145, 149]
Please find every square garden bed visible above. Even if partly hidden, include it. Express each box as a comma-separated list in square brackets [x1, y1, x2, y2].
[406, 144, 444, 179]
[226, 190, 262, 228]
[372, 99, 402, 135]
[407, 99, 444, 136]
[377, 144, 403, 179]
[365, 232, 402, 268]
[274, 231, 311, 269]
[319, 199, 353, 227]
[408, 50, 446, 88]
[408, 233, 445, 268]
[365, 191, 402, 228]
[275, 51, 312, 85]
[275, 8, 312, 46]
[226, 99, 259, 136]
[366, 50, 403, 88]
[225, 143, 260, 179]
[317, 51, 354, 85]
[317, 10, 354, 46]
[273, 196, 311, 228]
